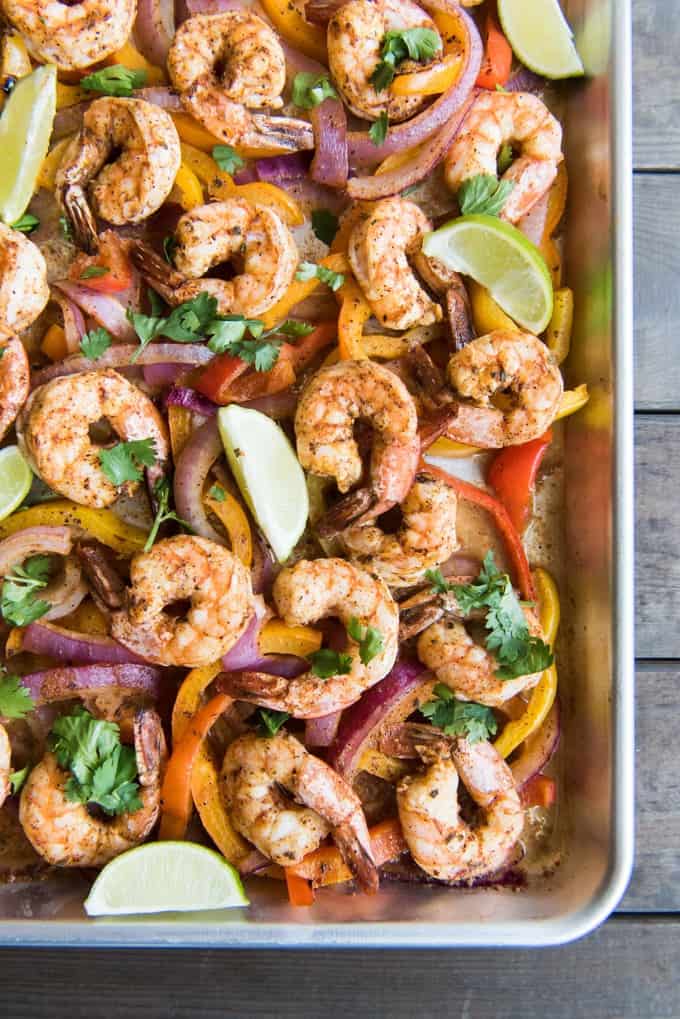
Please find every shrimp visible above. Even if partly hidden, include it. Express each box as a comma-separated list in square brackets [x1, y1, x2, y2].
[445, 91, 563, 223]
[19, 708, 166, 867]
[445, 330, 563, 448]
[2, 0, 135, 70]
[168, 11, 314, 154]
[397, 737, 524, 883]
[327, 0, 437, 123]
[417, 605, 546, 706]
[111, 535, 254, 668]
[295, 360, 420, 528]
[348, 197, 443, 331]
[17, 369, 169, 509]
[0, 224, 49, 340]
[222, 730, 378, 891]
[131, 198, 298, 317]
[229, 558, 399, 717]
[0, 339, 29, 442]
[342, 473, 459, 588]
[0, 723, 10, 808]
[56, 98, 181, 253]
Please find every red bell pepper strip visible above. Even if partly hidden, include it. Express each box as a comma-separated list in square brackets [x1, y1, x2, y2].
[476, 12, 513, 90]
[282, 321, 337, 372]
[520, 774, 557, 808]
[195, 354, 250, 403]
[419, 458, 536, 600]
[487, 430, 553, 534]
[285, 869, 316, 907]
[289, 818, 406, 888]
[69, 231, 133, 294]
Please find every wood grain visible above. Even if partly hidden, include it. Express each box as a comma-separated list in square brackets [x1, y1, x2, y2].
[633, 0, 680, 169]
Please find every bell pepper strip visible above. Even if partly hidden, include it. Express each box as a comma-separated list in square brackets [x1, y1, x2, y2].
[173, 111, 292, 159]
[171, 661, 223, 745]
[476, 11, 512, 89]
[289, 818, 407, 887]
[375, 141, 426, 178]
[554, 383, 589, 422]
[358, 748, 411, 784]
[468, 279, 518, 335]
[104, 40, 166, 85]
[60, 598, 109, 635]
[258, 620, 322, 658]
[69, 231, 133, 293]
[37, 137, 73, 191]
[337, 276, 371, 360]
[542, 235, 562, 289]
[168, 162, 204, 210]
[546, 287, 574, 364]
[258, 0, 327, 63]
[494, 567, 559, 758]
[208, 178, 305, 227]
[4, 627, 23, 655]
[214, 356, 296, 404]
[285, 869, 316, 907]
[179, 142, 233, 190]
[191, 746, 251, 866]
[160, 691, 232, 841]
[0, 34, 31, 111]
[260, 254, 349, 330]
[419, 458, 535, 600]
[194, 353, 249, 404]
[41, 323, 68, 361]
[425, 437, 481, 458]
[204, 490, 253, 567]
[391, 8, 465, 97]
[331, 205, 367, 254]
[487, 430, 553, 534]
[545, 162, 568, 238]
[56, 81, 87, 109]
[167, 404, 195, 462]
[521, 773, 556, 808]
[0, 501, 146, 557]
[283, 320, 337, 372]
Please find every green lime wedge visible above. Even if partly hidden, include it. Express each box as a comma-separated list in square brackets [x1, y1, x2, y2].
[218, 404, 309, 563]
[0, 446, 32, 521]
[0, 64, 57, 225]
[422, 214, 554, 334]
[498, 0, 584, 79]
[84, 841, 249, 916]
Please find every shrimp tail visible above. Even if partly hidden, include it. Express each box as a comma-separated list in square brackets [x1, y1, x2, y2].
[250, 113, 315, 153]
[333, 821, 380, 894]
[129, 241, 185, 302]
[316, 487, 376, 539]
[62, 184, 99, 254]
[398, 598, 444, 641]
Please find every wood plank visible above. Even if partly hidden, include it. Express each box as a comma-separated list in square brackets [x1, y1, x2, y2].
[1, 918, 679, 1018]
[633, 0, 680, 169]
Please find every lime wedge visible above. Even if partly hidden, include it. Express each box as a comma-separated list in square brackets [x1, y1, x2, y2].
[84, 841, 249, 916]
[218, 404, 309, 562]
[0, 446, 32, 521]
[498, 0, 584, 79]
[0, 64, 57, 225]
[422, 214, 553, 334]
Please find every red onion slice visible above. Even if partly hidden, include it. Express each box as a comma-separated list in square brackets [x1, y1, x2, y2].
[135, 0, 175, 67]
[253, 153, 310, 182]
[19, 664, 163, 705]
[173, 418, 225, 545]
[52, 281, 136, 342]
[51, 290, 86, 354]
[305, 710, 342, 747]
[143, 363, 187, 388]
[311, 98, 348, 189]
[21, 621, 147, 666]
[510, 700, 560, 790]
[165, 385, 218, 416]
[31, 343, 213, 389]
[220, 599, 306, 677]
[0, 527, 73, 575]
[240, 388, 298, 420]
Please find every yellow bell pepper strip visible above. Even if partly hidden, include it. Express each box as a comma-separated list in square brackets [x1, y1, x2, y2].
[167, 404, 194, 462]
[546, 287, 574, 364]
[172, 661, 223, 745]
[258, 620, 322, 658]
[358, 748, 411, 784]
[469, 279, 518, 335]
[56, 81, 87, 109]
[173, 112, 289, 159]
[37, 137, 73, 191]
[209, 178, 305, 226]
[261, 253, 349, 329]
[204, 490, 252, 567]
[554, 383, 589, 422]
[290, 818, 406, 887]
[495, 567, 559, 758]
[391, 8, 465, 97]
[331, 205, 368, 254]
[104, 41, 166, 85]
[487, 430, 553, 534]
[168, 162, 204, 210]
[375, 142, 426, 178]
[337, 276, 371, 360]
[425, 437, 481, 458]
[0, 501, 146, 557]
[4, 627, 23, 655]
[258, 0, 327, 63]
[179, 141, 233, 190]
[545, 162, 568, 238]
[60, 598, 109, 635]
[40, 323, 68, 361]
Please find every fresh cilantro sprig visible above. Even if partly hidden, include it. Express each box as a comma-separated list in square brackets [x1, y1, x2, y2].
[79, 326, 112, 361]
[144, 478, 193, 552]
[208, 316, 313, 371]
[369, 111, 389, 146]
[1, 556, 51, 627]
[9, 764, 29, 795]
[48, 707, 142, 816]
[212, 144, 245, 175]
[209, 484, 226, 502]
[497, 142, 514, 175]
[311, 208, 339, 247]
[11, 213, 39, 234]
[421, 684, 497, 744]
[296, 261, 345, 291]
[99, 438, 157, 487]
[80, 265, 109, 280]
[292, 72, 338, 109]
[127, 291, 218, 360]
[257, 708, 290, 737]
[308, 648, 353, 679]
[81, 64, 147, 97]
[347, 616, 384, 664]
[458, 174, 515, 217]
[370, 27, 442, 91]
[0, 672, 35, 720]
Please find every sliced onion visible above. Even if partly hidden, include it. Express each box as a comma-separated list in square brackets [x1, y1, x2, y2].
[51, 289, 86, 354]
[21, 621, 147, 666]
[166, 385, 218, 416]
[41, 557, 88, 622]
[173, 418, 225, 544]
[233, 166, 258, 185]
[143, 363, 186, 388]
[19, 664, 163, 705]
[348, 4, 482, 167]
[250, 534, 275, 595]
[253, 152, 310, 183]
[311, 98, 348, 189]
[52, 281, 136, 342]
[135, 0, 175, 67]
[0, 527, 73, 576]
[280, 39, 328, 79]
[221, 599, 307, 677]
[305, 710, 342, 747]
[510, 700, 560, 790]
[240, 388, 298, 419]
[135, 86, 184, 111]
[32, 343, 213, 388]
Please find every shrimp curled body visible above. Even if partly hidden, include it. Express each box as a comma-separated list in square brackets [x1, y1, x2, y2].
[222, 730, 378, 891]
[111, 535, 254, 668]
[3, 0, 136, 70]
[19, 709, 167, 867]
[0, 338, 30, 442]
[0, 225, 49, 340]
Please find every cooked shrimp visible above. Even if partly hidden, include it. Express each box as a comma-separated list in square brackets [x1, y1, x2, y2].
[349, 197, 442, 331]
[417, 605, 546, 706]
[0, 723, 10, 808]
[295, 360, 420, 527]
[327, 0, 437, 123]
[445, 91, 563, 223]
[397, 738, 524, 882]
[0, 339, 29, 441]
[111, 535, 254, 668]
[131, 198, 298, 317]
[19, 708, 166, 867]
[168, 11, 314, 153]
[56, 98, 181, 252]
[222, 730, 378, 891]
[342, 473, 459, 588]
[17, 370, 169, 509]
[230, 558, 399, 717]
[445, 330, 563, 448]
[2, 0, 135, 70]
[0, 224, 49, 340]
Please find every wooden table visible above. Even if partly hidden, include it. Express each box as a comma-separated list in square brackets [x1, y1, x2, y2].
[1, 3, 675, 1015]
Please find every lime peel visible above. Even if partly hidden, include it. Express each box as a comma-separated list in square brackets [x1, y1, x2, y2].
[0, 64, 57, 224]
[0, 446, 33, 521]
[498, 0, 584, 80]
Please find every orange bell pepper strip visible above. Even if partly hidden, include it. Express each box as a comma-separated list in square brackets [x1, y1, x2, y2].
[37, 136, 74, 191]
[41, 323, 68, 361]
[283, 320, 337, 372]
[285, 869, 316, 907]
[168, 162, 204, 210]
[204, 489, 252, 567]
[104, 40, 166, 85]
[258, 0, 327, 64]
[261, 254, 349, 330]
[167, 404, 194, 462]
[391, 8, 465, 97]
[68, 231, 133, 294]
[331, 205, 368, 254]
[289, 818, 406, 887]
[476, 12, 512, 89]
[259, 620, 322, 657]
[217, 357, 296, 404]
[521, 773, 556, 808]
[487, 430, 553, 534]
[337, 276, 370, 360]
[208, 178, 305, 227]
[546, 287, 573, 364]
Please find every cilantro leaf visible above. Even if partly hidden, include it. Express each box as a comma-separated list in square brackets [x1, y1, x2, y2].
[126, 306, 165, 360]
[425, 567, 451, 596]
[369, 111, 389, 146]
[80, 265, 109, 280]
[11, 213, 39, 234]
[370, 27, 442, 91]
[0, 673, 35, 720]
[257, 708, 290, 737]
[99, 438, 157, 487]
[9, 764, 29, 795]
[49, 707, 142, 817]
[162, 292, 219, 341]
[206, 314, 265, 354]
[277, 319, 315, 337]
[209, 484, 226, 502]
[81, 64, 147, 97]
[212, 144, 245, 175]
[421, 685, 497, 744]
[144, 477, 193, 552]
[79, 326, 112, 361]
[1, 556, 51, 627]
[311, 208, 339, 246]
[163, 234, 178, 264]
[295, 261, 345, 291]
[308, 648, 353, 679]
[347, 616, 384, 665]
[497, 142, 514, 175]
[20, 476, 59, 508]
[292, 72, 338, 109]
[457, 174, 515, 217]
